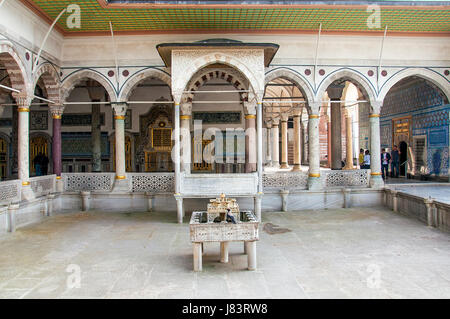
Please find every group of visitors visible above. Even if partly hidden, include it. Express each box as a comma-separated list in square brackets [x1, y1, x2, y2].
[359, 149, 371, 169]
[381, 145, 401, 180]
[33, 153, 49, 176]
[358, 146, 401, 180]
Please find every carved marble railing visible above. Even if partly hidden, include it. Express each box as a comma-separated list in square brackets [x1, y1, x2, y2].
[322, 169, 371, 188]
[30, 175, 56, 197]
[0, 179, 21, 205]
[263, 172, 308, 191]
[62, 173, 115, 192]
[181, 173, 257, 196]
[130, 173, 174, 193]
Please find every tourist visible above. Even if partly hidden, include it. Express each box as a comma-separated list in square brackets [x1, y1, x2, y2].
[361, 150, 371, 169]
[41, 154, 49, 176]
[391, 145, 400, 178]
[381, 148, 391, 180]
[33, 153, 43, 176]
[358, 148, 365, 168]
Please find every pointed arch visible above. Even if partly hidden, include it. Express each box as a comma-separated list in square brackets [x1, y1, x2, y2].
[316, 68, 376, 105]
[265, 68, 314, 105]
[61, 69, 117, 102]
[0, 42, 29, 94]
[33, 63, 61, 104]
[172, 51, 264, 102]
[119, 68, 171, 102]
[378, 68, 450, 103]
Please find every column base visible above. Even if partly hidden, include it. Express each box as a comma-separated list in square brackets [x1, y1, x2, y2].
[308, 175, 323, 190]
[21, 185, 35, 201]
[280, 190, 289, 212]
[280, 163, 289, 169]
[175, 194, 184, 224]
[112, 177, 131, 193]
[254, 192, 263, 222]
[370, 174, 384, 188]
[56, 178, 64, 193]
[272, 162, 280, 169]
[291, 164, 302, 171]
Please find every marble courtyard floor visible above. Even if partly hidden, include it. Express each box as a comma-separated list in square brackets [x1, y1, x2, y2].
[0, 207, 449, 299]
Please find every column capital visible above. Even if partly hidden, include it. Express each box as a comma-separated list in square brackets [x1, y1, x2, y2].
[49, 105, 65, 118]
[309, 101, 321, 115]
[181, 102, 192, 116]
[272, 118, 280, 126]
[112, 102, 128, 117]
[280, 113, 289, 122]
[371, 101, 383, 115]
[244, 100, 257, 115]
[326, 84, 345, 100]
[12, 92, 33, 109]
[292, 108, 302, 117]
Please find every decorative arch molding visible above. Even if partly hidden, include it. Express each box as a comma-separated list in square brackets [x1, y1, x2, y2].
[185, 67, 250, 102]
[315, 68, 377, 106]
[265, 67, 314, 105]
[119, 67, 171, 102]
[378, 68, 450, 103]
[29, 131, 52, 141]
[0, 132, 11, 144]
[33, 63, 61, 104]
[61, 69, 117, 103]
[0, 42, 29, 94]
[171, 50, 265, 102]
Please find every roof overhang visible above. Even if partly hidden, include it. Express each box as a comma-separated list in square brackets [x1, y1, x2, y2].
[156, 41, 280, 67]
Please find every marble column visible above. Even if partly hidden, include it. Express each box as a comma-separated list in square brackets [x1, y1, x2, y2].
[12, 92, 34, 200]
[87, 85, 104, 173]
[113, 103, 127, 180]
[265, 121, 272, 166]
[271, 119, 280, 168]
[292, 109, 302, 171]
[91, 101, 101, 172]
[256, 101, 263, 193]
[174, 102, 181, 194]
[280, 114, 289, 169]
[326, 112, 332, 168]
[50, 106, 64, 177]
[330, 101, 342, 170]
[302, 119, 308, 164]
[307, 104, 322, 190]
[244, 102, 257, 173]
[327, 86, 344, 170]
[181, 102, 192, 174]
[343, 107, 354, 170]
[369, 105, 384, 188]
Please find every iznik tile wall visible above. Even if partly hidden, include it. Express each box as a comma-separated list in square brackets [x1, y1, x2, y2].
[381, 80, 449, 176]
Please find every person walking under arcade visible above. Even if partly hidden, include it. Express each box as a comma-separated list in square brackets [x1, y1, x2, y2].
[381, 148, 391, 180]
[391, 145, 400, 178]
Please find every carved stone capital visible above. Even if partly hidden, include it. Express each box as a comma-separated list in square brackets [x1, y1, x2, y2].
[371, 101, 383, 115]
[244, 101, 257, 115]
[181, 102, 192, 116]
[280, 113, 289, 122]
[49, 105, 65, 118]
[12, 92, 33, 109]
[112, 103, 128, 117]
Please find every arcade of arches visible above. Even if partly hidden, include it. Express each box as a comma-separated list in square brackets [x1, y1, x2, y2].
[1, 48, 449, 185]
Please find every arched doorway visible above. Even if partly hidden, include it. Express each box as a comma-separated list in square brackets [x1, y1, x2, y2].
[30, 135, 50, 175]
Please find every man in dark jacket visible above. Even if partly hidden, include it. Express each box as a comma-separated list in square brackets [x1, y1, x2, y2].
[381, 148, 391, 180]
[391, 145, 400, 178]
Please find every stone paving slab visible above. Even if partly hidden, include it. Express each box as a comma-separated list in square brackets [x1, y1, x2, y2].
[0, 207, 449, 299]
